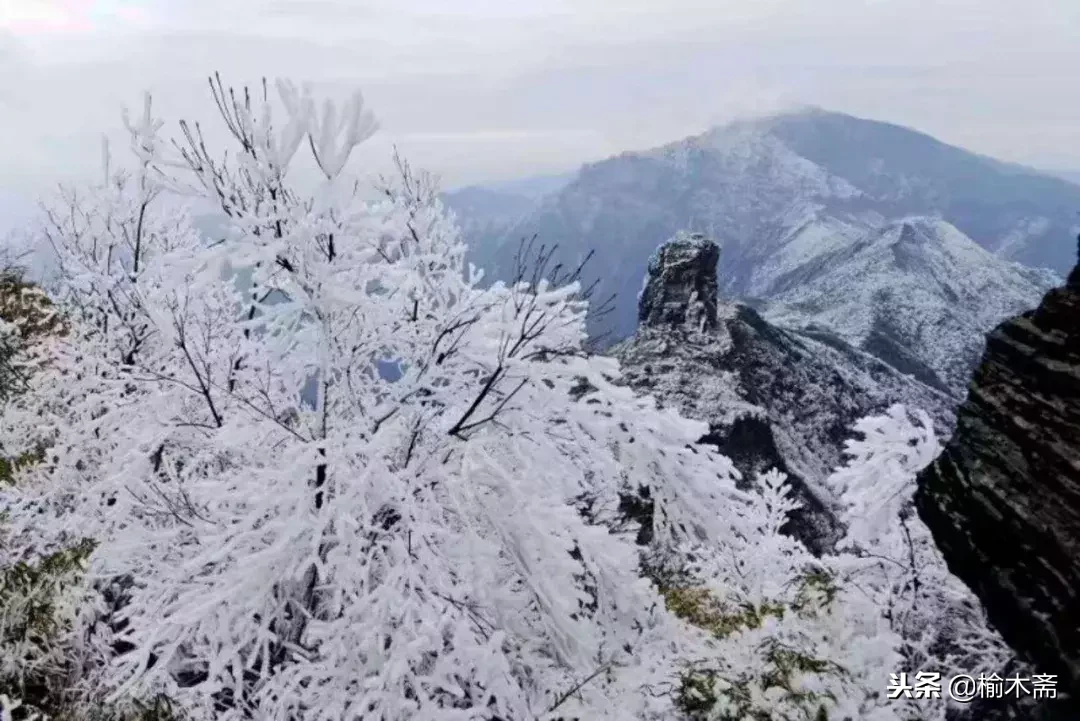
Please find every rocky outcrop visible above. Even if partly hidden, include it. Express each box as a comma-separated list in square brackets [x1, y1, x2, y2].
[615, 232, 955, 554]
[915, 241, 1080, 705]
[638, 232, 720, 332]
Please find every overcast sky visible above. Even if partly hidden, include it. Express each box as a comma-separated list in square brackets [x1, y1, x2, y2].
[2, 0, 1079, 221]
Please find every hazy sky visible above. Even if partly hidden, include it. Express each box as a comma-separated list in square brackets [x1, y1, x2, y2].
[1, 0, 1079, 216]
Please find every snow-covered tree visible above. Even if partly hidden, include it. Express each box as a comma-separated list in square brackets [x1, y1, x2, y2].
[0, 268, 60, 408]
[0, 77, 745, 721]
[0, 261, 90, 719]
[655, 469, 903, 721]
[654, 405, 1014, 721]
[827, 404, 1011, 721]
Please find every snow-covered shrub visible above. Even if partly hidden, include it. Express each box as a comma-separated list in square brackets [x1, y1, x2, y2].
[0, 270, 60, 409]
[0, 77, 746, 721]
[0, 269, 92, 719]
[0, 540, 94, 718]
[658, 469, 903, 721]
[654, 406, 1011, 721]
[827, 404, 1011, 720]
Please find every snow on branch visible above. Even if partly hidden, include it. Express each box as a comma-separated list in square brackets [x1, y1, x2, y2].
[0, 75, 756, 721]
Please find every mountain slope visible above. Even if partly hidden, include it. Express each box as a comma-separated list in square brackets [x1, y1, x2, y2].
[761, 217, 1060, 393]
[613, 233, 955, 553]
[447, 108, 1071, 392]
[440, 185, 540, 237]
[441, 173, 574, 239]
[758, 109, 1080, 272]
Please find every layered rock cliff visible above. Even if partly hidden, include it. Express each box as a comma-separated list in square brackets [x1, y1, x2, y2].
[614, 232, 955, 553]
[916, 241, 1080, 705]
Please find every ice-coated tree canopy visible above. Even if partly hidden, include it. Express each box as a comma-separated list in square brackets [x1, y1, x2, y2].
[0, 76, 746, 721]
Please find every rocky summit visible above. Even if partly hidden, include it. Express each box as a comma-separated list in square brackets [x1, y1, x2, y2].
[614, 232, 955, 554]
[638, 231, 721, 332]
[916, 239, 1080, 705]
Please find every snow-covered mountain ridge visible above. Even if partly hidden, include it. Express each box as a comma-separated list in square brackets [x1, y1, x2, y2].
[446, 108, 1071, 395]
[613, 232, 956, 553]
[760, 216, 1061, 393]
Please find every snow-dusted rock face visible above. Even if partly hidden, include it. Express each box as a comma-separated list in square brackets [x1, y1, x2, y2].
[449, 109, 1073, 393]
[614, 233, 955, 553]
[916, 244, 1080, 704]
[638, 231, 719, 331]
[761, 217, 1059, 395]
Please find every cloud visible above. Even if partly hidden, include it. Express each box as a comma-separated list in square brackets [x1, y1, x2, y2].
[0, 0, 1078, 224]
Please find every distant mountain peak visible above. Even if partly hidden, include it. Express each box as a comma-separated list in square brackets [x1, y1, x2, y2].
[716, 105, 941, 140]
[448, 107, 1075, 389]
